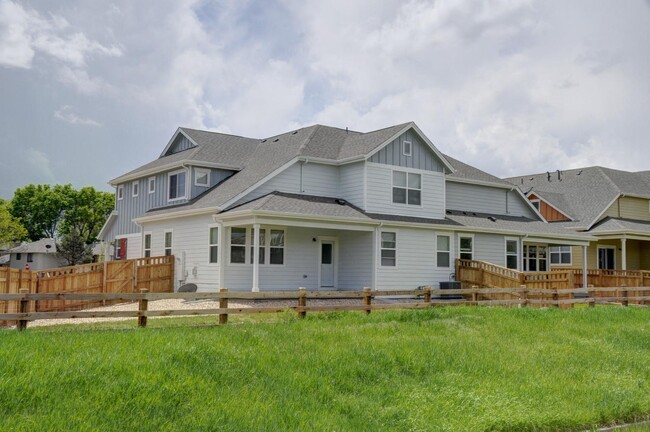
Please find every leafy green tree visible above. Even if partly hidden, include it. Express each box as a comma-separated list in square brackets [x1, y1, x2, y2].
[59, 187, 114, 244]
[57, 230, 93, 266]
[0, 199, 28, 245]
[10, 184, 75, 241]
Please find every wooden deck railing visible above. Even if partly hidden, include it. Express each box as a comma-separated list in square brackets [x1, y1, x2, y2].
[456, 259, 575, 290]
[1, 286, 648, 331]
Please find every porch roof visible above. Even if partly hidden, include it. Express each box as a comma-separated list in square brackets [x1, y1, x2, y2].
[588, 217, 650, 237]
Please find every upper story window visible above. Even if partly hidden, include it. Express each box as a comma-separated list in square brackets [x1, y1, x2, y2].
[168, 170, 186, 201]
[148, 177, 156, 194]
[132, 181, 139, 198]
[195, 168, 210, 187]
[402, 140, 412, 156]
[117, 185, 124, 201]
[392, 171, 421, 205]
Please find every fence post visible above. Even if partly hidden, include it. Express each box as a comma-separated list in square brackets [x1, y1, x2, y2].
[363, 287, 372, 315]
[588, 284, 595, 308]
[423, 286, 432, 305]
[553, 289, 559, 308]
[219, 288, 228, 325]
[471, 285, 478, 304]
[520, 284, 528, 308]
[138, 288, 149, 328]
[621, 284, 628, 307]
[298, 287, 307, 319]
[17, 288, 29, 332]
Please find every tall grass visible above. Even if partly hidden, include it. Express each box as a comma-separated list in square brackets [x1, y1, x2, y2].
[1, 306, 649, 431]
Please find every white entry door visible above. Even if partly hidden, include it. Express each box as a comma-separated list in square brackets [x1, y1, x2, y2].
[320, 241, 335, 288]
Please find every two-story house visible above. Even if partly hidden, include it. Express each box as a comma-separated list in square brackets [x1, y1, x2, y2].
[507, 167, 650, 271]
[99, 122, 593, 291]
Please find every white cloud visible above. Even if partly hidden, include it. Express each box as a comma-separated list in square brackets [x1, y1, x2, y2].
[54, 105, 102, 126]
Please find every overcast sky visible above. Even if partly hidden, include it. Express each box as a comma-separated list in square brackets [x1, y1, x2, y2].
[1, 0, 649, 199]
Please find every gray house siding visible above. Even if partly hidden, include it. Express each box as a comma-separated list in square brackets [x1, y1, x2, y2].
[365, 162, 446, 219]
[166, 134, 195, 155]
[446, 182, 536, 218]
[10, 252, 64, 271]
[190, 167, 233, 198]
[338, 231, 373, 289]
[234, 163, 301, 206]
[300, 163, 339, 197]
[369, 130, 444, 172]
[339, 162, 365, 209]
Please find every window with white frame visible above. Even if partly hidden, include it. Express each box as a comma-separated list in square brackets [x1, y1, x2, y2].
[143, 233, 151, 258]
[230, 227, 246, 264]
[132, 181, 139, 197]
[436, 234, 451, 268]
[505, 239, 518, 270]
[164, 231, 172, 256]
[168, 170, 186, 201]
[148, 177, 155, 194]
[402, 140, 412, 156]
[117, 185, 124, 200]
[380, 232, 397, 266]
[195, 168, 210, 187]
[269, 229, 285, 265]
[209, 227, 218, 264]
[392, 171, 421, 205]
[459, 236, 473, 260]
[249, 228, 265, 264]
[550, 245, 571, 265]
[524, 245, 547, 271]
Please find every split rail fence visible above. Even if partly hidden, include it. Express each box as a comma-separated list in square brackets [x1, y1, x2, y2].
[0, 256, 174, 325]
[1, 285, 648, 331]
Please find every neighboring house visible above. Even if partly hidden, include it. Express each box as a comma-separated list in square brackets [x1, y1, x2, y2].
[8, 238, 64, 271]
[99, 122, 593, 292]
[507, 167, 650, 271]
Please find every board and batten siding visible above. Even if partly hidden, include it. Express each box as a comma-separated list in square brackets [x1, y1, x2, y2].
[190, 167, 233, 199]
[339, 162, 365, 209]
[369, 130, 445, 172]
[445, 182, 536, 218]
[224, 226, 370, 291]
[365, 162, 445, 219]
[166, 134, 195, 155]
[375, 227, 456, 290]
[142, 214, 219, 291]
[107, 166, 233, 241]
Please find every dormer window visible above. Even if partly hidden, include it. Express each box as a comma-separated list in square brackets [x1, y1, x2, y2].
[531, 199, 540, 211]
[402, 140, 412, 156]
[117, 185, 124, 200]
[132, 181, 139, 197]
[168, 170, 187, 201]
[195, 168, 210, 187]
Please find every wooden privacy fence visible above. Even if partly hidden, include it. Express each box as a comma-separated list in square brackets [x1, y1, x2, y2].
[1, 286, 649, 331]
[0, 256, 174, 322]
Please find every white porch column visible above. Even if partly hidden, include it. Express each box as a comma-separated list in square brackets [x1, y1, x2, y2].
[252, 223, 260, 292]
[621, 238, 627, 271]
[582, 245, 588, 289]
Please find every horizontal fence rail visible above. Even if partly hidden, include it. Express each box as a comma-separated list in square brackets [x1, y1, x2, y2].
[1, 285, 648, 331]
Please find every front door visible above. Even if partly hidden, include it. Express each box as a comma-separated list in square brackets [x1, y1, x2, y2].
[598, 247, 615, 270]
[320, 241, 335, 288]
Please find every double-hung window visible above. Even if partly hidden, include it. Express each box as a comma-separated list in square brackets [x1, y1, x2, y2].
[117, 185, 124, 200]
[230, 227, 285, 265]
[392, 171, 421, 205]
[168, 170, 186, 201]
[459, 236, 473, 260]
[550, 245, 571, 265]
[269, 230, 285, 265]
[143, 233, 151, 258]
[209, 227, 219, 264]
[505, 239, 518, 269]
[230, 228, 246, 264]
[164, 231, 173, 256]
[148, 177, 156, 194]
[380, 232, 397, 267]
[436, 234, 451, 268]
[132, 181, 139, 197]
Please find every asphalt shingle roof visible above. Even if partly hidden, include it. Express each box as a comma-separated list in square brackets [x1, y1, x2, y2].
[505, 166, 650, 228]
[9, 238, 57, 254]
[443, 154, 513, 186]
[588, 217, 650, 234]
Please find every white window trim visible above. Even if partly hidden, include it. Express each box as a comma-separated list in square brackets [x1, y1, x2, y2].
[163, 230, 173, 256]
[379, 230, 398, 269]
[117, 185, 124, 201]
[505, 237, 519, 270]
[523, 244, 549, 272]
[391, 169, 423, 207]
[208, 225, 219, 265]
[458, 234, 474, 261]
[402, 140, 412, 157]
[435, 233, 452, 269]
[148, 177, 156, 194]
[549, 245, 572, 266]
[132, 181, 139, 198]
[597, 245, 616, 270]
[227, 226, 286, 267]
[167, 169, 188, 202]
[143, 231, 152, 258]
[195, 168, 210, 187]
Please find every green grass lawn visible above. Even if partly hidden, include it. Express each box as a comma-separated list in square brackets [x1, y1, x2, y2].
[1, 306, 649, 431]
